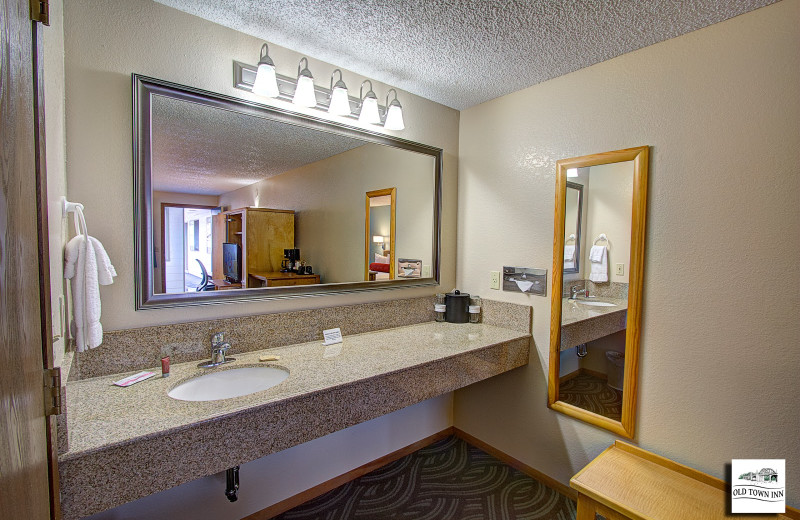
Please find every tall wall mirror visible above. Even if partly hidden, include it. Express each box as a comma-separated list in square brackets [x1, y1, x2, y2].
[134, 75, 442, 308]
[548, 146, 649, 438]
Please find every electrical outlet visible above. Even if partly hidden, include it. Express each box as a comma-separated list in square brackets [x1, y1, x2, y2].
[616, 263, 625, 276]
[489, 271, 501, 290]
[422, 265, 431, 277]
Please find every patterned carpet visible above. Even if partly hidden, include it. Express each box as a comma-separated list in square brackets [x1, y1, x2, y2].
[275, 436, 577, 520]
[559, 372, 622, 421]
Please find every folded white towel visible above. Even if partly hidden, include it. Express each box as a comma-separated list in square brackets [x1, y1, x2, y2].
[588, 245, 608, 282]
[514, 280, 534, 292]
[65, 231, 116, 351]
[564, 245, 575, 261]
[589, 245, 605, 263]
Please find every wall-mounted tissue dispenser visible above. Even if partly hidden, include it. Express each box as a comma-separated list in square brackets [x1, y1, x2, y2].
[503, 267, 547, 296]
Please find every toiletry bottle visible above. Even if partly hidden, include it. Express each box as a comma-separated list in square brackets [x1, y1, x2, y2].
[434, 294, 446, 322]
[469, 296, 482, 323]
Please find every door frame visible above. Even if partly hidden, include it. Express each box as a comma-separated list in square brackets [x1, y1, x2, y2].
[159, 203, 219, 293]
[364, 188, 397, 280]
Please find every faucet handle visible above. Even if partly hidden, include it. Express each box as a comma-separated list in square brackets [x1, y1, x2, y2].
[211, 332, 225, 346]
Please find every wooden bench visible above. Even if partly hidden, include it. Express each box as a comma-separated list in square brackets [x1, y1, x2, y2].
[571, 440, 798, 520]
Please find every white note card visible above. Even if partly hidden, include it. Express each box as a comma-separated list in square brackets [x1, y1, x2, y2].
[322, 327, 343, 346]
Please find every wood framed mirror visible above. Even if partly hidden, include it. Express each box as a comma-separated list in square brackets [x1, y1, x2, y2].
[548, 146, 649, 439]
[365, 188, 396, 281]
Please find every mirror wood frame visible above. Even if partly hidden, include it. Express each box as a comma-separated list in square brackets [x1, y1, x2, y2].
[563, 181, 583, 275]
[364, 188, 397, 280]
[133, 74, 442, 309]
[547, 145, 649, 439]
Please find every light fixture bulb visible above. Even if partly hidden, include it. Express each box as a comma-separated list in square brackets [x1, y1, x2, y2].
[292, 57, 317, 107]
[567, 168, 578, 178]
[328, 69, 351, 116]
[358, 80, 380, 125]
[383, 89, 405, 130]
[252, 43, 279, 98]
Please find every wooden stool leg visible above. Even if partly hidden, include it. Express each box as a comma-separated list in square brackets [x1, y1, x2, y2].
[577, 494, 600, 520]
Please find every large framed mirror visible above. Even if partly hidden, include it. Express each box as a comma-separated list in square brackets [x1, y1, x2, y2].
[133, 75, 442, 308]
[548, 146, 649, 438]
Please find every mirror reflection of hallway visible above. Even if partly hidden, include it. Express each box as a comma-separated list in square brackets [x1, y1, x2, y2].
[158, 203, 220, 293]
[365, 188, 396, 280]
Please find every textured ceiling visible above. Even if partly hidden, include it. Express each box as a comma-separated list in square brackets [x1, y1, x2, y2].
[151, 95, 365, 195]
[155, 0, 776, 110]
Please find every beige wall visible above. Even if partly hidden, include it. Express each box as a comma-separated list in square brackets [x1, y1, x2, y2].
[584, 161, 632, 284]
[63, 0, 458, 332]
[62, 0, 458, 516]
[43, 0, 67, 367]
[455, 0, 799, 508]
[220, 144, 436, 283]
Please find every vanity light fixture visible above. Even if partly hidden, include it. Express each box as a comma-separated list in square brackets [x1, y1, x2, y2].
[358, 80, 381, 125]
[383, 89, 405, 131]
[328, 69, 351, 116]
[251, 43, 280, 98]
[234, 48, 406, 130]
[292, 57, 317, 107]
[567, 168, 578, 178]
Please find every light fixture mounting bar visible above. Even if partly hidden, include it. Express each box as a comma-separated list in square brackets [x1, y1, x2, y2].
[233, 61, 389, 120]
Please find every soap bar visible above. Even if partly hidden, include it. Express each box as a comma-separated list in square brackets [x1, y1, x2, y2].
[259, 355, 280, 362]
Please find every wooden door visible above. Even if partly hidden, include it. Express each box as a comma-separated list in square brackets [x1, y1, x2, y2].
[0, 2, 58, 519]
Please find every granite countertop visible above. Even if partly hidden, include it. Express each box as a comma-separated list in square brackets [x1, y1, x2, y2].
[561, 297, 627, 326]
[61, 321, 528, 461]
[560, 297, 628, 350]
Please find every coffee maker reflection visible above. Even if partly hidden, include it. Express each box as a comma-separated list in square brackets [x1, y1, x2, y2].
[281, 248, 301, 273]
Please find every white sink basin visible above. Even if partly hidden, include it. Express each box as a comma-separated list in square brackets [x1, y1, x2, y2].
[574, 299, 617, 307]
[168, 366, 289, 402]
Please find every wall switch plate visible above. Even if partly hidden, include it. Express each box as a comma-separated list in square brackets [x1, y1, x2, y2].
[422, 265, 431, 278]
[489, 271, 501, 290]
[616, 263, 625, 276]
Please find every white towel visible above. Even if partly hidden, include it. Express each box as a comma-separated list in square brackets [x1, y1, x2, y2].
[514, 280, 534, 292]
[564, 245, 576, 269]
[64, 209, 116, 351]
[588, 245, 608, 282]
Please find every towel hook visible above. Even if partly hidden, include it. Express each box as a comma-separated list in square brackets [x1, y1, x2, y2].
[593, 233, 609, 246]
[566, 233, 576, 243]
[61, 197, 84, 217]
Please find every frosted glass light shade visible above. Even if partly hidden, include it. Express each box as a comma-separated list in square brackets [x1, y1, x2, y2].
[372, 235, 385, 243]
[359, 96, 380, 125]
[293, 75, 317, 107]
[252, 63, 279, 98]
[328, 86, 351, 115]
[384, 104, 405, 130]
[567, 168, 578, 178]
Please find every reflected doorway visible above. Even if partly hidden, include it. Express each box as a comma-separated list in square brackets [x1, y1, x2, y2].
[160, 204, 220, 293]
[365, 188, 396, 280]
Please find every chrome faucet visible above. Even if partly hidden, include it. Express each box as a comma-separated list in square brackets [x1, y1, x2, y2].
[570, 285, 588, 299]
[198, 332, 236, 368]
